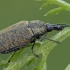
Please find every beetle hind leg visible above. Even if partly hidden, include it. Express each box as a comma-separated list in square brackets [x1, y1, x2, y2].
[8, 52, 15, 63]
[8, 48, 20, 63]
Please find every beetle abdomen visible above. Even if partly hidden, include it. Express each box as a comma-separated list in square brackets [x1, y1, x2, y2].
[0, 20, 34, 53]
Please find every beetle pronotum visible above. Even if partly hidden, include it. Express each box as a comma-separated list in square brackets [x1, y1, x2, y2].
[0, 20, 69, 62]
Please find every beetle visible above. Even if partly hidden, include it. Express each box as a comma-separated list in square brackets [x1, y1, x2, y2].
[0, 20, 69, 62]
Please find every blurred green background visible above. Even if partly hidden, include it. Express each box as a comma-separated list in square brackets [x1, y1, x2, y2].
[0, 0, 70, 70]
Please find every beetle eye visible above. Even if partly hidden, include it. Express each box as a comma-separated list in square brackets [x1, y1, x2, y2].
[60, 26, 64, 30]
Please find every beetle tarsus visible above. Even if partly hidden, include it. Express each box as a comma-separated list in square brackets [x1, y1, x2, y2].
[34, 54, 39, 58]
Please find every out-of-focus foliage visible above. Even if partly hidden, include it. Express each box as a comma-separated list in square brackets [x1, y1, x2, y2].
[36, 0, 70, 16]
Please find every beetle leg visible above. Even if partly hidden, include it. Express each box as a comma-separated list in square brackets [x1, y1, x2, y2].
[45, 38, 60, 44]
[8, 52, 15, 63]
[31, 39, 39, 58]
[8, 48, 20, 63]
[40, 33, 47, 41]
[41, 37, 60, 44]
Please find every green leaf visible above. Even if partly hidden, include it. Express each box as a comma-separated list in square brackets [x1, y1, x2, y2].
[65, 64, 70, 70]
[26, 57, 37, 67]
[39, 2, 50, 10]
[44, 7, 64, 16]
[0, 58, 7, 67]
[37, 0, 70, 15]
[33, 56, 47, 70]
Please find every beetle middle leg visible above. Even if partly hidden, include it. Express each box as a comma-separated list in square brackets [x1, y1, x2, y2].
[31, 39, 39, 58]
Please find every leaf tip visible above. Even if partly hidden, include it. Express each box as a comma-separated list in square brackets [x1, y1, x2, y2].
[39, 8, 42, 10]
[44, 14, 47, 16]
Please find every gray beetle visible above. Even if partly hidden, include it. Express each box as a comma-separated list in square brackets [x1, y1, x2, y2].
[0, 20, 69, 62]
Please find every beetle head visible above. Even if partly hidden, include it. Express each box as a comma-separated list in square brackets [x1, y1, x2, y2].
[46, 23, 70, 32]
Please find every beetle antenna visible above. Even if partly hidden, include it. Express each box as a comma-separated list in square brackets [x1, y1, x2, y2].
[46, 23, 70, 32]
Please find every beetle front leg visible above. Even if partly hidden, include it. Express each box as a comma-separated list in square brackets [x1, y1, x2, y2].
[41, 37, 60, 44]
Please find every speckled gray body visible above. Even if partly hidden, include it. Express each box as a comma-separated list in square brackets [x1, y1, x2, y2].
[0, 20, 46, 54]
